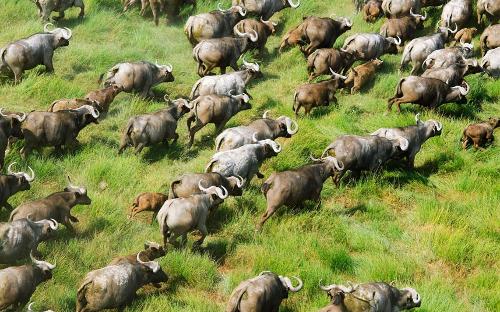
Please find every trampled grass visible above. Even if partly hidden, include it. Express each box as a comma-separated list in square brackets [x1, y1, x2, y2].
[0, 0, 499, 311]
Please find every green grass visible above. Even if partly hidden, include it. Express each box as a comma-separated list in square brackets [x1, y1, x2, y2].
[1, 0, 499, 311]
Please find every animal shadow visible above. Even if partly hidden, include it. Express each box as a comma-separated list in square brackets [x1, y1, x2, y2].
[142, 142, 183, 163]
[199, 240, 228, 265]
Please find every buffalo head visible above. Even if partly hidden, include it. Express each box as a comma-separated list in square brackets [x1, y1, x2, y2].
[7, 162, 35, 191]
[44, 23, 72, 47]
[65, 176, 92, 205]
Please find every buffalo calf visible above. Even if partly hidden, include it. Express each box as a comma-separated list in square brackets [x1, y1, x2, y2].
[462, 117, 499, 149]
[128, 192, 168, 223]
[344, 59, 383, 94]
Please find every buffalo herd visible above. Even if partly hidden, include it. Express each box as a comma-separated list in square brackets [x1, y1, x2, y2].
[0, 0, 498, 311]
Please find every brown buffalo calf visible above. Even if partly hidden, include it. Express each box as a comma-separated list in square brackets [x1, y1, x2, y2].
[85, 85, 123, 113]
[363, 0, 383, 23]
[293, 70, 345, 116]
[454, 27, 477, 45]
[128, 192, 168, 223]
[344, 59, 384, 94]
[47, 98, 99, 113]
[462, 117, 500, 149]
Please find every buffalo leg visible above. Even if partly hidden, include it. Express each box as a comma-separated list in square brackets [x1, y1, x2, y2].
[77, 1, 85, 18]
[186, 114, 195, 131]
[256, 171, 264, 179]
[220, 66, 227, 75]
[140, 0, 149, 16]
[180, 233, 188, 248]
[171, 132, 179, 144]
[63, 220, 75, 232]
[462, 136, 470, 149]
[308, 72, 318, 82]
[256, 204, 279, 231]
[188, 122, 204, 147]
[54, 11, 65, 21]
[194, 224, 207, 246]
[151, 1, 160, 26]
[43, 51, 55, 73]
[20, 145, 32, 160]
[134, 143, 145, 154]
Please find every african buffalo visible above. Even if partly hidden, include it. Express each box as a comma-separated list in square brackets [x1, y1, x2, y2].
[35, 0, 85, 21]
[371, 113, 442, 168]
[231, 0, 300, 20]
[234, 18, 277, 52]
[363, 0, 383, 23]
[477, 0, 500, 25]
[382, 0, 421, 17]
[440, 0, 472, 30]
[257, 156, 343, 230]
[322, 134, 409, 185]
[169, 172, 244, 199]
[215, 111, 298, 151]
[0, 254, 55, 311]
[100, 61, 174, 98]
[118, 98, 193, 154]
[481, 47, 500, 77]
[319, 282, 421, 312]
[47, 98, 100, 113]
[187, 93, 251, 146]
[462, 117, 499, 149]
[453, 27, 477, 45]
[77, 254, 168, 312]
[0, 110, 25, 170]
[380, 9, 427, 42]
[480, 24, 500, 56]
[84, 85, 123, 114]
[0, 163, 35, 211]
[9, 176, 91, 232]
[388, 76, 469, 112]
[193, 29, 258, 76]
[226, 271, 303, 312]
[20, 105, 99, 158]
[344, 59, 384, 94]
[422, 44, 473, 70]
[184, 3, 246, 45]
[109, 242, 166, 265]
[341, 33, 401, 61]
[279, 16, 353, 56]
[157, 182, 228, 247]
[205, 139, 281, 185]
[128, 193, 168, 223]
[190, 60, 261, 99]
[0, 217, 58, 264]
[307, 48, 355, 81]
[0, 24, 72, 83]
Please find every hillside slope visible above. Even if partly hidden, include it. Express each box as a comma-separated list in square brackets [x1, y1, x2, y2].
[0, 0, 499, 311]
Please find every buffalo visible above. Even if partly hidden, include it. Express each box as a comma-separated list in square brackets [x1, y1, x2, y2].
[440, 0, 472, 30]
[319, 282, 421, 312]
[481, 47, 500, 77]
[307, 48, 355, 81]
[341, 33, 401, 61]
[187, 93, 251, 146]
[184, 3, 247, 45]
[363, 0, 384, 23]
[462, 117, 499, 149]
[10, 176, 92, 232]
[84, 85, 123, 114]
[226, 271, 303, 312]
[279, 16, 353, 56]
[231, 0, 300, 20]
[477, 0, 500, 24]
[422, 44, 473, 70]
[109, 241, 166, 265]
[343, 59, 384, 94]
[234, 18, 277, 52]
[215, 111, 298, 151]
[193, 29, 258, 76]
[371, 114, 442, 168]
[205, 139, 281, 186]
[0, 254, 55, 311]
[157, 182, 228, 247]
[480, 24, 500, 56]
[322, 134, 409, 185]
[257, 156, 343, 230]
[453, 27, 477, 45]
[20, 105, 99, 159]
[47, 98, 100, 113]
[100, 61, 174, 98]
[119, 98, 193, 154]
[0, 163, 35, 211]
[169, 172, 244, 199]
[77, 254, 168, 312]
[190, 60, 261, 99]
[0, 217, 58, 264]
[128, 192, 168, 223]
[0, 24, 72, 83]
[382, 0, 421, 17]
[388, 76, 469, 112]
[0, 110, 25, 170]
[35, 0, 84, 21]
[380, 9, 427, 43]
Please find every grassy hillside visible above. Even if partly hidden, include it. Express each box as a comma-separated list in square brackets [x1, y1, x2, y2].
[0, 0, 499, 311]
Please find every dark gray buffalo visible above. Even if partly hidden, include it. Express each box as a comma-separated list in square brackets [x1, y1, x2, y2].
[388, 77, 469, 112]
[279, 16, 353, 56]
[371, 113, 443, 168]
[382, 0, 421, 17]
[35, 0, 85, 21]
[422, 44, 474, 70]
[168, 172, 244, 199]
[234, 18, 277, 52]
[184, 3, 247, 45]
[0, 254, 55, 311]
[215, 111, 298, 151]
[193, 29, 258, 76]
[100, 61, 174, 98]
[341, 33, 401, 61]
[0, 163, 35, 211]
[118, 99, 193, 154]
[109, 241, 166, 266]
[9, 176, 91, 232]
[190, 60, 262, 99]
[0, 217, 58, 264]
[257, 156, 343, 230]
[187, 93, 251, 146]
[322, 134, 410, 185]
[231, 0, 300, 20]
[157, 182, 228, 247]
[319, 282, 421, 312]
[400, 25, 457, 75]
[76, 254, 168, 312]
[20, 105, 99, 158]
[0, 110, 26, 170]
[307, 48, 355, 81]
[380, 8, 427, 43]
[477, 0, 500, 25]
[0, 24, 72, 83]
[205, 139, 281, 186]
[441, 0, 472, 29]
[226, 271, 303, 312]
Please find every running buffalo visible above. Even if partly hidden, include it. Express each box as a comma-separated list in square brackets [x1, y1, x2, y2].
[0, 163, 34, 211]
[34, 0, 85, 21]
[307, 48, 355, 81]
[231, 0, 300, 20]
[341, 33, 401, 61]
[382, 0, 421, 17]
[0, 110, 25, 170]
[168, 172, 244, 199]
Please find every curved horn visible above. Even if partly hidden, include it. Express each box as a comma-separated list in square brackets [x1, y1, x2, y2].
[7, 162, 15, 175]
[454, 81, 470, 95]
[287, 0, 300, 9]
[236, 5, 246, 16]
[217, 2, 226, 11]
[319, 280, 337, 291]
[319, 282, 353, 293]
[136, 252, 160, 272]
[262, 110, 270, 119]
[395, 36, 402, 45]
[432, 120, 443, 131]
[63, 27, 72, 40]
[76, 105, 100, 118]
[399, 137, 409, 151]
[402, 288, 421, 304]
[340, 47, 349, 53]
[67, 176, 86, 194]
[329, 156, 344, 171]
[215, 185, 229, 199]
[284, 276, 303, 292]
[345, 17, 353, 27]
[28, 302, 34, 312]
[415, 113, 422, 125]
[329, 68, 347, 80]
[284, 117, 298, 135]
[181, 99, 193, 109]
[268, 140, 281, 153]
[252, 132, 259, 142]
[310, 154, 321, 162]
[198, 180, 220, 196]
[24, 166, 35, 182]
[30, 252, 55, 269]
[44, 23, 55, 32]
[0, 108, 7, 118]
[260, 17, 277, 26]
[235, 175, 244, 188]
[259, 271, 273, 276]
[447, 23, 458, 34]
[49, 219, 59, 230]
[166, 63, 173, 72]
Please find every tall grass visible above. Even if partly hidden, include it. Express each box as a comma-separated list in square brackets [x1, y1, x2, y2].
[0, 0, 499, 311]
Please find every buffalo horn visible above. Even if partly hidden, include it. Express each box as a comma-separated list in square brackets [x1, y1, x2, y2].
[136, 252, 160, 272]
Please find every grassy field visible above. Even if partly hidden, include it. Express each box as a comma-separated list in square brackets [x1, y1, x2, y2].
[0, 0, 499, 311]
